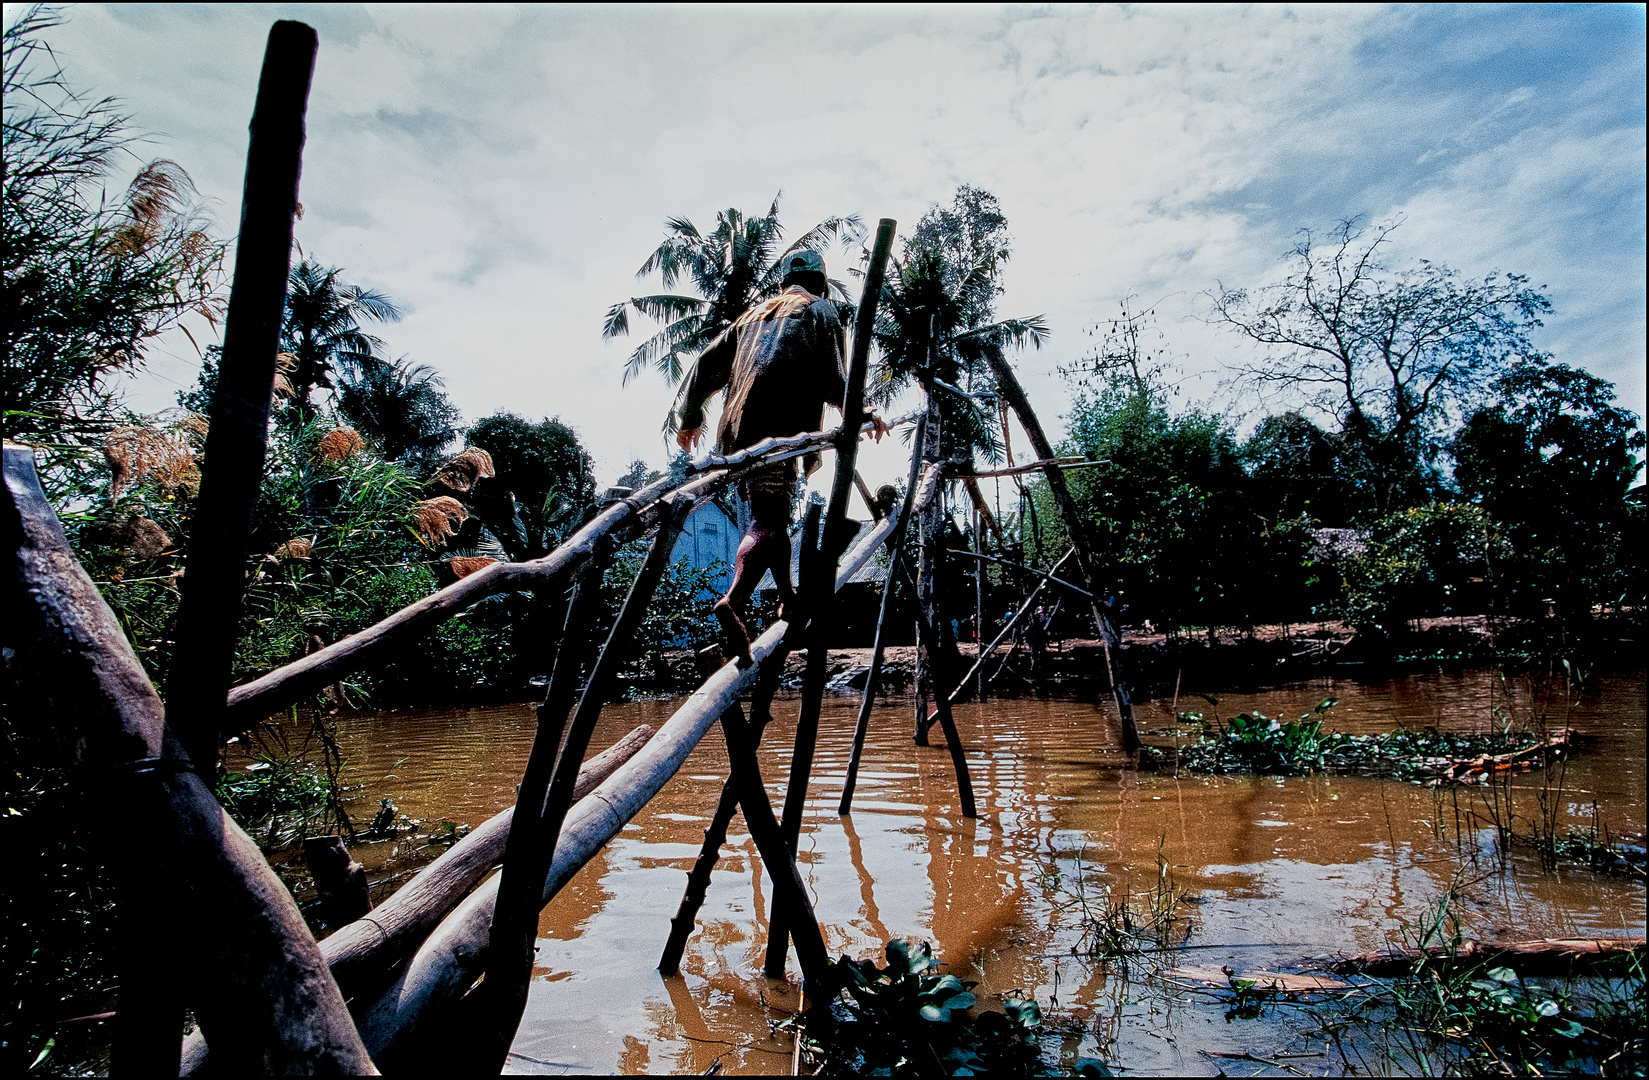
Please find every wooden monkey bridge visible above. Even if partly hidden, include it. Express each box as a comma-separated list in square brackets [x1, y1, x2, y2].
[2, 18, 1141, 1076]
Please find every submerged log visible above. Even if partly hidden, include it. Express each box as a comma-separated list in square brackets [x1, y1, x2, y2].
[5, 443, 376, 1075]
[351, 525, 896, 1066]
[1326, 937, 1646, 977]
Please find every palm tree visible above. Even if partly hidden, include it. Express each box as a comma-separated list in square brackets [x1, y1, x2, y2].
[281, 259, 403, 412]
[601, 195, 864, 394]
[334, 356, 462, 473]
[871, 235, 1047, 465]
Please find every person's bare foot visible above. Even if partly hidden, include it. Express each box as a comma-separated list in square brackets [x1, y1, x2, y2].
[713, 599, 753, 666]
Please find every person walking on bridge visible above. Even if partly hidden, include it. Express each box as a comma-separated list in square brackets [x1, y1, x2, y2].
[676, 249, 884, 663]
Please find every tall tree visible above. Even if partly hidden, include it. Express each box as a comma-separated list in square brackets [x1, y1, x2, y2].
[280, 258, 402, 412]
[1452, 360, 1645, 616]
[871, 187, 1046, 464]
[601, 195, 863, 401]
[2, 7, 225, 445]
[463, 411, 597, 562]
[1214, 219, 1550, 517]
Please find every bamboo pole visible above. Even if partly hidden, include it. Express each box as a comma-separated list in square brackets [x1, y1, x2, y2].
[126, 24, 318, 1072]
[943, 547, 1093, 598]
[980, 344, 1140, 751]
[481, 496, 693, 1069]
[351, 521, 896, 1065]
[764, 218, 895, 977]
[893, 548, 977, 818]
[763, 504, 824, 976]
[657, 710, 746, 977]
[5, 445, 377, 1075]
[839, 419, 928, 814]
[940, 549, 1075, 707]
[178, 726, 654, 1073]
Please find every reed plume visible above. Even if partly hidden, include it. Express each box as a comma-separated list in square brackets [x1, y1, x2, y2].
[317, 427, 365, 463]
[103, 425, 196, 498]
[432, 446, 496, 492]
[447, 555, 499, 579]
[411, 496, 468, 548]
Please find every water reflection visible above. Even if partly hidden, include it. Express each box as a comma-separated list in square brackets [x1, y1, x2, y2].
[310, 669, 1644, 1075]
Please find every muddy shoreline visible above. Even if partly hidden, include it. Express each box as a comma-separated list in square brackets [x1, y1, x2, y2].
[628, 612, 1642, 702]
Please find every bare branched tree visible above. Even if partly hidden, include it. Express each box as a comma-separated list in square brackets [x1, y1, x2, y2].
[1213, 218, 1550, 513]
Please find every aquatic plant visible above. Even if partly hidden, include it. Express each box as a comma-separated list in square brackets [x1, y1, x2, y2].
[1178, 699, 1570, 783]
[1336, 897, 1647, 1076]
[790, 937, 1095, 1076]
[1067, 840, 1192, 963]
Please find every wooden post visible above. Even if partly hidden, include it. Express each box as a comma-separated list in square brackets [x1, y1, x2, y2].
[893, 549, 977, 818]
[839, 417, 927, 814]
[657, 709, 746, 976]
[117, 22, 319, 1076]
[764, 219, 895, 977]
[480, 495, 692, 1071]
[980, 344, 1140, 751]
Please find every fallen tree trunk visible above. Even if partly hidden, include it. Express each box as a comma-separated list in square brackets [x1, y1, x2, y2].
[351, 521, 898, 1067]
[1326, 937, 1646, 977]
[5, 443, 377, 1075]
[1437, 728, 1574, 781]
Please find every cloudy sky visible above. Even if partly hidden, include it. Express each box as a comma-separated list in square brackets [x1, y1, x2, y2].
[22, 3, 1646, 490]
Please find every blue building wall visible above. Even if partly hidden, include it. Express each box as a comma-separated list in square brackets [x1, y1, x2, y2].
[670, 500, 740, 599]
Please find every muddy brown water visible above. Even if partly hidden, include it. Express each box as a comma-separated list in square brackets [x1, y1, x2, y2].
[310, 668, 1645, 1075]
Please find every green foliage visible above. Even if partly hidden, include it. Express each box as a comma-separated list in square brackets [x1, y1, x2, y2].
[465, 411, 597, 561]
[1055, 373, 1319, 632]
[3, 6, 225, 447]
[796, 938, 1062, 1076]
[1331, 502, 1505, 635]
[280, 258, 402, 411]
[1453, 359, 1645, 617]
[334, 356, 461, 474]
[214, 756, 337, 851]
[871, 186, 1047, 466]
[1180, 700, 1344, 776]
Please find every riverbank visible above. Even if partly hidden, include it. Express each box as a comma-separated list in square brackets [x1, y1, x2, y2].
[637, 611, 1641, 701]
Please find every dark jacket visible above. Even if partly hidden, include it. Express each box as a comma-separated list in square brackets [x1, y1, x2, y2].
[678, 286, 847, 476]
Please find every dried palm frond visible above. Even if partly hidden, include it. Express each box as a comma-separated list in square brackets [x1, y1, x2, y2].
[447, 555, 499, 580]
[274, 537, 313, 559]
[316, 427, 364, 463]
[432, 446, 497, 492]
[411, 496, 468, 548]
[103, 425, 196, 498]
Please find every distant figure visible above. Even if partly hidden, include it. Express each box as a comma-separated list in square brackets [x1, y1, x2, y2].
[676, 249, 885, 663]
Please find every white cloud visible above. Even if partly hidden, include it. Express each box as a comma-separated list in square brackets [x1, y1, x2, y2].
[25, 3, 1645, 485]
